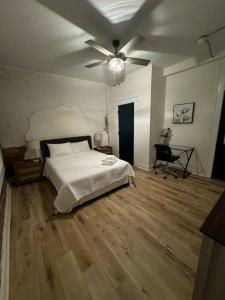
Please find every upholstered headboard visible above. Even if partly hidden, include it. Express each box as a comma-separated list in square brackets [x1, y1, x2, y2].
[40, 136, 92, 160]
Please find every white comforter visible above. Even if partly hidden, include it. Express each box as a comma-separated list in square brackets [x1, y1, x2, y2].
[43, 150, 134, 213]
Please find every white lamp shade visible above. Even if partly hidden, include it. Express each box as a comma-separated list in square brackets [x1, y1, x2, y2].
[94, 133, 102, 142]
[94, 133, 103, 147]
[26, 140, 40, 151]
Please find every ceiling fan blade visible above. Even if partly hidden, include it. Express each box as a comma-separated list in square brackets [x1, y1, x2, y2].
[85, 60, 108, 68]
[85, 40, 114, 57]
[120, 34, 145, 55]
[125, 57, 150, 66]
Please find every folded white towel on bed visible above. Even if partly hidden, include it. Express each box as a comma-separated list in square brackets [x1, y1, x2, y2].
[102, 160, 117, 166]
[103, 155, 117, 160]
[101, 155, 118, 165]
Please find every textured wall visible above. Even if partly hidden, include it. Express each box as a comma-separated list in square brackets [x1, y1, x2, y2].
[0, 66, 107, 147]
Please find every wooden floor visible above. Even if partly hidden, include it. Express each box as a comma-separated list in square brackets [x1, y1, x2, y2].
[10, 168, 225, 300]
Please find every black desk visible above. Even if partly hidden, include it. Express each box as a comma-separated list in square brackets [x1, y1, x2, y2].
[170, 144, 194, 178]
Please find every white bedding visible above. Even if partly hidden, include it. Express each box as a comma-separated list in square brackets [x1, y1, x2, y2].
[43, 150, 135, 213]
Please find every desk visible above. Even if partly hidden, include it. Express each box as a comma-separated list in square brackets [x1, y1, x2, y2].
[170, 144, 194, 178]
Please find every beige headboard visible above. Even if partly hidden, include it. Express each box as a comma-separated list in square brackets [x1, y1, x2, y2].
[25, 106, 91, 142]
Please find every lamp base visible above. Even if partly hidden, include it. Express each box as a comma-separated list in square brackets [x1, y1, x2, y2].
[32, 158, 40, 163]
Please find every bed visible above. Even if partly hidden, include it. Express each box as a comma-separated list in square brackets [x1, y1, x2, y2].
[40, 136, 135, 213]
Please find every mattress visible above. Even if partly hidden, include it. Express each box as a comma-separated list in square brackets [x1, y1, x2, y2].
[43, 150, 135, 213]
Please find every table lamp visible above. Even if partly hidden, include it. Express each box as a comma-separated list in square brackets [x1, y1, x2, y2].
[26, 140, 40, 162]
[94, 133, 102, 148]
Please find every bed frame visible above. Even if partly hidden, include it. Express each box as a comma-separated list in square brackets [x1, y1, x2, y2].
[40, 135, 92, 160]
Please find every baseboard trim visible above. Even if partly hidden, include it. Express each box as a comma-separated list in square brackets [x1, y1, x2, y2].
[149, 164, 209, 178]
[0, 183, 11, 300]
[134, 163, 150, 171]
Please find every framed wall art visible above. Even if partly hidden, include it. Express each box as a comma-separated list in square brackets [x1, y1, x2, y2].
[172, 102, 195, 124]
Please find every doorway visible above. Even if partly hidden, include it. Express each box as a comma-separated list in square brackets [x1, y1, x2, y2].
[212, 91, 225, 180]
[118, 102, 134, 165]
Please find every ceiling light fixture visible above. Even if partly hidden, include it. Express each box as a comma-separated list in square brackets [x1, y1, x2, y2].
[109, 57, 125, 86]
[85, 34, 150, 86]
[109, 57, 124, 73]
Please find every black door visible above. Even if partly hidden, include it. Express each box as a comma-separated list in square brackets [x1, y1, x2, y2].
[118, 103, 134, 165]
[212, 91, 225, 180]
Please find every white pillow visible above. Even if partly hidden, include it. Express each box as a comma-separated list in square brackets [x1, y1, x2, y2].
[71, 141, 90, 153]
[47, 142, 72, 157]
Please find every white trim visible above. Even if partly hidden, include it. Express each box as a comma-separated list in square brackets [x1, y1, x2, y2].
[0, 183, 11, 300]
[117, 96, 139, 105]
[135, 163, 150, 171]
[149, 164, 207, 178]
[190, 170, 208, 178]
[164, 51, 225, 77]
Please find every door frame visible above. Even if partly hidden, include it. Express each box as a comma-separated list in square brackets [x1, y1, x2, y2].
[208, 60, 225, 177]
[110, 95, 150, 170]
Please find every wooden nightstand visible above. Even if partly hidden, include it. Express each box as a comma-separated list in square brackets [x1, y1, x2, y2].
[14, 160, 43, 185]
[94, 146, 113, 155]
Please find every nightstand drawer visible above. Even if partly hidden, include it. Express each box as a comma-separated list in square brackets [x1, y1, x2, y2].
[13, 160, 43, 185]
[16, 172, 42, 184]
[17, 165, 42, 175]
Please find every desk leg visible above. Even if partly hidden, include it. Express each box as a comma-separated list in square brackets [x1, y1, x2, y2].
[183, 149, 194, 178]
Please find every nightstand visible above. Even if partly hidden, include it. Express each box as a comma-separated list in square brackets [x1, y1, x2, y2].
[94, 146, 113, 155]
[13, 160, 43, 185]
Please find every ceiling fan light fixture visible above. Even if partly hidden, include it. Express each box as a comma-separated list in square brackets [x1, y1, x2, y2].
[109, 57, 124, 73]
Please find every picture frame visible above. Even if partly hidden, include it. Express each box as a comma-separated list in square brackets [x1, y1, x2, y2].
[172, 102, 195, 124]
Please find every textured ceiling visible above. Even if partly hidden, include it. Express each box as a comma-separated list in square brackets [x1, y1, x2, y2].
[87, 0, 146, 24]
[0, 0, 225, 84]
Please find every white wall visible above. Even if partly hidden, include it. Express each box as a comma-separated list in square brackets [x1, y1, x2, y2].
[0, 66, 107, 148]
[109, 66, 152, 170]
[149, 65, 165, 166]
[164, 59, 225, 177]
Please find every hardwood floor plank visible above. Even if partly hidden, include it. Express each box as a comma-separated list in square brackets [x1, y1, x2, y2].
[74, 211, 148, 300]
[9, 169, 225, 300]
[88, 200, 193, 299]
[83, 264, 120, 300]
[55, 250, 93, 300]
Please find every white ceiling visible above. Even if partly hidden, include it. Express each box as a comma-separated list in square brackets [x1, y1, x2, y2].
[0, 0, 225, 84]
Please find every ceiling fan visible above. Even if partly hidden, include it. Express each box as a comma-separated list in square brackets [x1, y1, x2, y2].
[85, 34, 150, 73]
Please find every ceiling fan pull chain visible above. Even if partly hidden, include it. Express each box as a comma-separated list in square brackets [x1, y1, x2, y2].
[113, 71, 116, 87]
